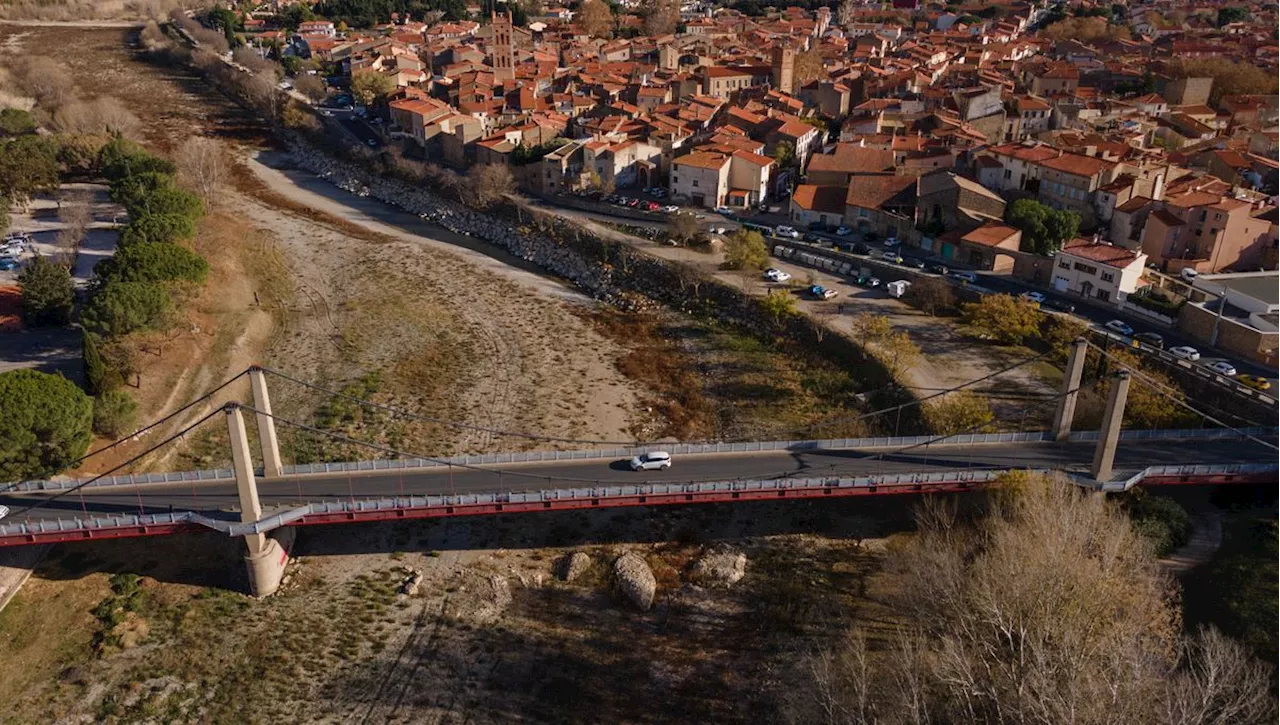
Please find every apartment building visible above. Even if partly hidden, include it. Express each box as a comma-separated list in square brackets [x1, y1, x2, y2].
[671, 148, 773, 208]
[1037, 152, 1120, 225]
[1139, 191, 1276, 275]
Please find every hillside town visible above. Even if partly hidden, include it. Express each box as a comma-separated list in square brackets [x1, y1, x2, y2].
[231, 0, 1280, 366]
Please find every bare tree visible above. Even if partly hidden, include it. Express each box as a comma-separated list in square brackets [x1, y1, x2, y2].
[293, 73, 327, 103]
[242, 71, 284, 122]
[782, 473, 1278, 725]
[8, 56, 75, 110]
[467, 163, 515, 209]
[51, 96, 141, 137]
[836, 0, 856, 27]
[175, 137, 228, 206]
[54, 189, 92, 262]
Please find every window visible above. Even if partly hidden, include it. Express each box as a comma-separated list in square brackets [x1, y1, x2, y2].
[1101, 271, 1114, 282]
[1097, 289, 1110, 301]
[1199, 210, 1207, 221]
[1058, 259, 1071, 269]
[692, 179, 699, 188]
[1003, 169, 1012, 179]
[672, 175, 678, 183]
[1073, 262, 1098, 275]
[1209, 228, 1218, 236]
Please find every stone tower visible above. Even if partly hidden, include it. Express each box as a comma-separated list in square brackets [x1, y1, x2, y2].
[771, 44, 795, 95]
[491, 10, 515, 82]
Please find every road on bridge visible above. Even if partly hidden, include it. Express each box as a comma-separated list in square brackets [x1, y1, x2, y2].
[1, 439, 1272, 528]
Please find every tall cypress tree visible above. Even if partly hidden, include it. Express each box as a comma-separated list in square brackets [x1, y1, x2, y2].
[82, 329, 106, 396]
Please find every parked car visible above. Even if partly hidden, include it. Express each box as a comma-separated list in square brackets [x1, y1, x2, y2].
[905, 257, 926, 270]
[1239, 375, 1272, 391]
[1020, 291, 1046, 305]
[1134, 332, 1164, 348]
[763, 268, 792, 283]
[951, 270, 977, 283]
[714, 206, 734, 215]
[926, 261, 949, 275]
[807, 285, 838, 300]
[880, 250, 903, 264]
[882, 236, 901, 248]
[1180, 268, 1199, 282]
[850, 242, 872, 255]
[0, 257, 18, 271]
[1168, 346, 1200, 361]
[865, 277, 881, 288]
[774, 225, 801, 239]
[0, 504, 8, 520]
[661, 205, 679, 213]
[651, 189, 667, 199]
[804, 232, 824, 243]
[629, 451, 672, 471]
[1043, 298, 1075, 313]
[835, 226, 851, 236]
[1104, 320, 1134, 336]
[627, 198, 641, 208]
[1206, 361, 1237, 377]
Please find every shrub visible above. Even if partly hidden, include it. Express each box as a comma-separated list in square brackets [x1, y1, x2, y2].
[93, 389, 138, 438]
[1123, 490, 1192, 557]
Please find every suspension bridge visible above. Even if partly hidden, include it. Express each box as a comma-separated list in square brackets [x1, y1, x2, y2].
[0, 338, 1274, 595]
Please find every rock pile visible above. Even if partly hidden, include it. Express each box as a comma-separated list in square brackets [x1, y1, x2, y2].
[557, 551, 592, 582]
[399, 568, 423, 596]
[690, 546, 747, 588]
[613, 552, 657, 611]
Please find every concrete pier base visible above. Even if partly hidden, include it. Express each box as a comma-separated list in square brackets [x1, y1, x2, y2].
[244, 527, 295, 598]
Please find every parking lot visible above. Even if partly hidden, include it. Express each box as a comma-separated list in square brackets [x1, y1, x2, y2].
[0, 184, 122, 288]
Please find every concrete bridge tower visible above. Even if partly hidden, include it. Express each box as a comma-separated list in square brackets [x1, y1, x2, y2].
[225, 372, 292, 597]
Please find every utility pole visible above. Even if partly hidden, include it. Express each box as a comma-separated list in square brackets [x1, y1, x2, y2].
[1210, 282, 1229, 348]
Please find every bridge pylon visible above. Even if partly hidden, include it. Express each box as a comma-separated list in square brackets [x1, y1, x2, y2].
[249, 367, 283, 478]
[1052, 337, 1088, 441]
[226, 403, 292, 597]
[1090, 370, 1130, 482]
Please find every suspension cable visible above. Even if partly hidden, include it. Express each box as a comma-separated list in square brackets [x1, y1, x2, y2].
[0, 368, 251, 495]
[8, 406, 226, 519]
[256, 350, 1056, 447]
[1088, 344, 1278, 452]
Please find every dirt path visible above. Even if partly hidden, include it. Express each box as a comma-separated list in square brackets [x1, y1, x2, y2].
[1159, 506, 1223, 575]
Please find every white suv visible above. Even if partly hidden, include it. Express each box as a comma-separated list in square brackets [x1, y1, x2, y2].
[628, 451, 672, 471]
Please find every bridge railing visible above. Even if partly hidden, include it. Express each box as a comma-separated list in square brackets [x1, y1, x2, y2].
[4, 461, 1277, 543]
[7, 427, 1275, 493]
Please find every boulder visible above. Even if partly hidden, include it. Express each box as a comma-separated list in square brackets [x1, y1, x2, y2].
[690, 546, 747, 588]
[557, 551, 592, 582]
[613, 552, 657, 611]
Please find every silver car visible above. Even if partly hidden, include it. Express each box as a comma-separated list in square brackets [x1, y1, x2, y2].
[628, 451, 672, 471]
[0, 505, 9, 520]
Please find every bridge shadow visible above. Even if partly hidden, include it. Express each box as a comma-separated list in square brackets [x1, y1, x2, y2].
[31, 530, 248, 591]
[286, 494, 976, 560]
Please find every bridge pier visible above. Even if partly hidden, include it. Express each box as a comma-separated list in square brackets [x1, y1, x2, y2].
[1052, 337, 1088, 441]
[249, 367, 283, 479]
[227, 404, 291, 597]
[1091, 370, 1130, 482]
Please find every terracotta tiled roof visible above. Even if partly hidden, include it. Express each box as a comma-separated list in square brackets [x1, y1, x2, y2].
[845, 174, 916, 210]
[792, 184, 847, 214]
[1060, 239, 1139, 268]
[960, 222, 1019, 248]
